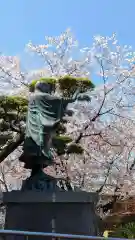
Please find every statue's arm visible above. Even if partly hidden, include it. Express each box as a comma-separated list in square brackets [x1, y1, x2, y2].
[62, 89, 91, 106]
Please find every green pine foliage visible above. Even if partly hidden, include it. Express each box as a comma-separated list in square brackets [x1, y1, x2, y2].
[0, 96, 28, 146]
[58, 75, 95, 97]
[29, 75, 94, 95]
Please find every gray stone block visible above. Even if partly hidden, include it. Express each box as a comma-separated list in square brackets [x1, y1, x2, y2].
[4, 191, 100, 240]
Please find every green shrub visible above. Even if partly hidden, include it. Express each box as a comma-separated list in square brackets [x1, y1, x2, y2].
[112, 222, 135, 239]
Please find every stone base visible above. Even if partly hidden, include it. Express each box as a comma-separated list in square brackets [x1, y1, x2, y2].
[4, 191, 100, 240]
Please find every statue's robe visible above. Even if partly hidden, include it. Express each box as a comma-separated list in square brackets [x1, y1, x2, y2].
[20, 91, 90, 169]
[20, 92, 73, 168]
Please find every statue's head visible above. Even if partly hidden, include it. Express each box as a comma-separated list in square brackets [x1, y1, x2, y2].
[35, 81, 55, 94]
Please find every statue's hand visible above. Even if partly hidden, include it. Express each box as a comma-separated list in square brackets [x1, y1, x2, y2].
[77, 94, 91, 101]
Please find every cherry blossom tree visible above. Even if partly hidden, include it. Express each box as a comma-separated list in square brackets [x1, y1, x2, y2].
[25, 29, 135, 197]
[0, 29, 135, 201]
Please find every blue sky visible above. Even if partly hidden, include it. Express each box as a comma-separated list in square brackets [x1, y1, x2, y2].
[0, 0, 135, 71]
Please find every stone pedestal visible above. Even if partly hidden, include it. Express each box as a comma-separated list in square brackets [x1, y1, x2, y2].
[3, 191, 99, 240]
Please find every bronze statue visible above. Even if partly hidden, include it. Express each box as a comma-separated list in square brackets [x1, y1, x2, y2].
[20, 81, 90, 189]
